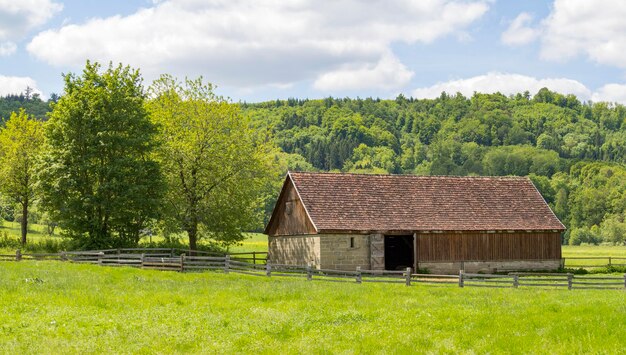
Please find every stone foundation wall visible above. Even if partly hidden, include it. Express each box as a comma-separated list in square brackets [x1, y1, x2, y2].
[418, 260, 562, 274]
[268, 235, 320, 266]
[319, 234, 371, 271]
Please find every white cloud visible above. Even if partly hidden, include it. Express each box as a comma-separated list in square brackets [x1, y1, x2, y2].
[501, 12, 539, 46]
[313, 54, 414, 91]
[0, 41, 16, 56]
[27, 0, 490, 90]
[505, 0, 626, 69]
[0, 75, 41, 97]
[0, 0, 62, 41]
[412, 72, 592, 99]
[591, 84, 626, 104]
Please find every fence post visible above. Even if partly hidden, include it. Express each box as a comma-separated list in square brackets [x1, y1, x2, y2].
[170, 248, 174, 258]
[306, 264, 312, 281]
[180, 254, 185, 272]
[266, 263, 272, 277]
[458, 270, 464, 288]
[98, 252, 104, 266]
[253, 252, 257, 265]
[405, 267, 412, 286]
[15, 249, 21, 261]
[224, 255, 230, 274]
[117, 248, 120, 255]
[623, 274, 626, 289]
[140, 253, 145, 268]
[356, 266, 362, 284]
[513, 275, 519, 288]
[567, 273, 573, 290]
[60, 251, 67, 261]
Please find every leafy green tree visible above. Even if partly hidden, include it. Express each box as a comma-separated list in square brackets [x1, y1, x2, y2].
[568, 226, 601, 246]
[147, 75, 273, 250]
[0, 109, 44, 245]
[600, 215, 626, 245]
[343, 143, 396, 173]
[39, 62, 164, 248]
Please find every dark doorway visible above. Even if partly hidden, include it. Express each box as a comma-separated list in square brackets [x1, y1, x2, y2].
[384, 235, 414, 270]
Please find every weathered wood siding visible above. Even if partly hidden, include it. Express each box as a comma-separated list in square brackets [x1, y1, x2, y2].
[416, 232, 562, 261]
[266, 178, 316, 236]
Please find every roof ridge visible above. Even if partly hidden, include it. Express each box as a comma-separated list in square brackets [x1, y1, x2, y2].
[288, 171, 529, 180]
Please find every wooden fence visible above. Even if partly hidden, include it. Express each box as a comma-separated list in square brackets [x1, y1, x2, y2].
[1, 249, 625, 290]
[0, 248, 267, 264]
[460, 272, 626, 290]
[420, 257, 626, 270]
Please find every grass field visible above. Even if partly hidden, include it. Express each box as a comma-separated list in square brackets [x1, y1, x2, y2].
[562, 245, 626, 257]
[228, 232, 268, 253]
[0, 221, 53, 242]
[0, 261, 624, 354]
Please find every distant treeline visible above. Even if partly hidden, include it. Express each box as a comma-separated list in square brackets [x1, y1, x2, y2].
[0, 88, 58, 122]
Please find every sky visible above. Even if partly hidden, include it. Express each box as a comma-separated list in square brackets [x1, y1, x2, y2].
[2, 0, 626, 103]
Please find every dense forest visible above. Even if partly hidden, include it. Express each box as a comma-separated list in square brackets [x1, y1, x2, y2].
[242, 89, 626, 245]
[0, 88, 57, 122]
[2, 83, 626, 246]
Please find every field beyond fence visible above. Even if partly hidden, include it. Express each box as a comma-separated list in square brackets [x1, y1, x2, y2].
[1, 248, 625, 291]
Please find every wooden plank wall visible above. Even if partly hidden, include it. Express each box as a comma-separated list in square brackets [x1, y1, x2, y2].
[266, 179, 317, 236]
[417, 232, 562, 261]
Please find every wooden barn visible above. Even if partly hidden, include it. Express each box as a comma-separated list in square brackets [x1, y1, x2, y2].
[265, 172, 565, 274]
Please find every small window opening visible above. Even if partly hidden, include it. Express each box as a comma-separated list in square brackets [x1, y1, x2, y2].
[349, 237, 355, 248]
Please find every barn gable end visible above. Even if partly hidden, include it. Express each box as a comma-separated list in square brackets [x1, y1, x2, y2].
[265, 175, 317, 236]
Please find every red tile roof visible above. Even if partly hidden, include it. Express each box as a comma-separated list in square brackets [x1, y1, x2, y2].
[287, 172, 565, 233]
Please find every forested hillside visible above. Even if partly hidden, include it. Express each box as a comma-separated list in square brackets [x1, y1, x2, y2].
[0, 89, 56, 121]
[243, 89, 626, 245]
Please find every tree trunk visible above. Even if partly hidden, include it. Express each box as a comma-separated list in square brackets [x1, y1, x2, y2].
[186, 222, 198, 256]
[21, 200, 28, 246]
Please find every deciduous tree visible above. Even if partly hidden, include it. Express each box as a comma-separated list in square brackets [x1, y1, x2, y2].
[0, 109, 44, 245]
[40, 62, 164, 248]
[147, 76, 273, 250]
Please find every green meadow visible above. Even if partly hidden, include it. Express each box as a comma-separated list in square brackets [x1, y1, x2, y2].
[0, 261, 625, 354]
[561, 245, 626, 258]
[0, 221, 268, 255]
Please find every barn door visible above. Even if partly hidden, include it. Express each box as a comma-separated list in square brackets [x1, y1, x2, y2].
[370, 233, 384, 270]
[384, 235, 414, 270]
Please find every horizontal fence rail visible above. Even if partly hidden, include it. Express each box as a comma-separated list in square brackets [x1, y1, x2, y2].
[2, 248, 625, 290]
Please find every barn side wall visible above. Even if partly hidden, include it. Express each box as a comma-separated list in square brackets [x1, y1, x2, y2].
[415, 231, 562, 274]
[268, 234, 370, 270]
[269, 231, 563, 274]
[319, 234, 371, 271]
[268, 235, 320, 266]
[416, 231, 562, 261]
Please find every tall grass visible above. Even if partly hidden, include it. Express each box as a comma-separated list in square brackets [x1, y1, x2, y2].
[0, 262, 624, 353]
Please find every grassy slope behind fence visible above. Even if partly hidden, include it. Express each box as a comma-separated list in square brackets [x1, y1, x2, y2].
[1, 261, 625, 354]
